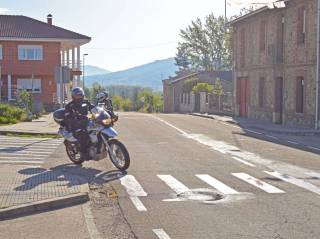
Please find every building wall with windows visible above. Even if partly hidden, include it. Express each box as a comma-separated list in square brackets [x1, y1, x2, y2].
[232, 0, 317, 128]
[0, 41, 61, 107]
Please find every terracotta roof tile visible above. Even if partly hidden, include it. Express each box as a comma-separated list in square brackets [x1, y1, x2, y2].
[0, 15, 91, 40]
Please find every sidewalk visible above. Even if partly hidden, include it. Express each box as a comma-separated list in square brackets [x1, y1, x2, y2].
[0, 113, 59, 135]
[191, 113, 320, 136]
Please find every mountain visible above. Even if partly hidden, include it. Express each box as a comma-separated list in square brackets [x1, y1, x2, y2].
[85, 58, 178, 91]
[84, 65, 111, 76]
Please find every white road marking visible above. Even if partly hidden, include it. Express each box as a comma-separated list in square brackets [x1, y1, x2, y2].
[307, 146, 320, 151]
[306, 172, 320, 178]
[245, 129, 262, 135]
[0, 156, 45, 160]
[120, 175, 147, 211]
[0, 152, 49, 157]
[196, 174, 239, 195]
[153, 229, 171, 239]
[157, 175, 190, 194]
[151, 116, 320, 182]
[265, 171, 320, 195]
[129, 196, 147, 212]
[219, 122, 241, 129]
[287, 141, 299, 145]
[232, 156, 256, 167]
[82, 202, 103, 239]
[265, 135, 278, 140]
[0, 160, 44, 164]
[232, 173, 285, 194]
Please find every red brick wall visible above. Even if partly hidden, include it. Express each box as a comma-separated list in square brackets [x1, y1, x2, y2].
[0, 41, 61, 105]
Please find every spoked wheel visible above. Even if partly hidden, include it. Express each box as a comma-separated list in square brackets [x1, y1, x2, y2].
[64, 141, 85, 165]
[108, 139, 130, 171]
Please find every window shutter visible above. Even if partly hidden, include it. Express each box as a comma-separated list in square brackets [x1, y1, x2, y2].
[297, 7, 306, 44]
[296, 77, 304, 113]
[260, 21, 266, 52]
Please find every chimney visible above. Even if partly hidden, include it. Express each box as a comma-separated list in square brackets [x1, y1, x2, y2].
[47, 14, 53, 25]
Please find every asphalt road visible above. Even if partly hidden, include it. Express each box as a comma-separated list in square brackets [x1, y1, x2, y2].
[109, 112, 320, 239]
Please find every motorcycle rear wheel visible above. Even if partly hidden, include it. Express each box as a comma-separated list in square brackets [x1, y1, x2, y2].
[65, 141, 85, 165]
[108, 139, 130, 171]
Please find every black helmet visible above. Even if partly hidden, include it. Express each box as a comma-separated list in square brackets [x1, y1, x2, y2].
[96, 91, 109, 103]
[71, 87, 85, 100]
[53, 108, 66, 125]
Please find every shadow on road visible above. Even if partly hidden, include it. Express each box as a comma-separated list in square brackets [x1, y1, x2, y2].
[14, 164, 126, 191]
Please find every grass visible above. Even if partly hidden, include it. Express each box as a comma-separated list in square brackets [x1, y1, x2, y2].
[0, 131, 61, 139]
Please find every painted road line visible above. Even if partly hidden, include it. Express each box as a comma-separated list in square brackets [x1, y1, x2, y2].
[120, 175, 147, 212]
[265, 135, 278, 140]
[157, 175, 190, 194]
[0, 156, 46, 160]
[232, 173, 285, 194]
[0, 160, 44, 164]
[245, 129, 263, 135]
[129, 196, 147, 212]
[307, 146, 320, 151]
[0, 152, 51, 157]
[265, 171, 320, 195]
[196, 174, 239, 195]
[306, 172, 320, 178]
[232, 156, 256, 167]
[153, 229, 171, 239]
[0, 149, 55, 154]
[150, 115, 188, 135]
[287, 141, 299, 145]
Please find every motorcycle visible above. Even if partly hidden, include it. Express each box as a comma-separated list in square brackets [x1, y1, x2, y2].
[53, 106, 130, 171]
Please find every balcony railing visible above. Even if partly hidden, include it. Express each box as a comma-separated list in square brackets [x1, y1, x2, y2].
[61, 60, 83, 71]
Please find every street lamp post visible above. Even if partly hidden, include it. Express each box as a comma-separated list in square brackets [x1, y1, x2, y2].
[82, 53, 88, 89]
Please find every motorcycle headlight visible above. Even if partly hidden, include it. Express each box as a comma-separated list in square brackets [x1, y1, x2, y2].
[102, 118, 112, 126]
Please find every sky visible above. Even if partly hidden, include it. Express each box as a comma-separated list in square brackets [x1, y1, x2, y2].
[0, 0, 274, 72]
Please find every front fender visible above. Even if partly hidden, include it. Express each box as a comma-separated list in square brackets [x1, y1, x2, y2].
[101, 127, 118, 138]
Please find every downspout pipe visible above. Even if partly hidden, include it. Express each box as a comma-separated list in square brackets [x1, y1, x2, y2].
[316, 0, 320, 129]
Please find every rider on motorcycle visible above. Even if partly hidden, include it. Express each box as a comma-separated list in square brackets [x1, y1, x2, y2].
[65, 87, 95, 161]
[96, 91, 117, 119]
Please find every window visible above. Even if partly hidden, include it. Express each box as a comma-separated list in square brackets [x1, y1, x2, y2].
[259, 21, 266, 52]
[18, 45, 43, 60]
[17, 79, 42, 93]
[258, 77, 265, 108]
[296, 77, 304, 113]
[180, 93, 183, 104]
[297, 7, 306, 44]
[187, 93, 190, 105]
[0, 45, 2, 60]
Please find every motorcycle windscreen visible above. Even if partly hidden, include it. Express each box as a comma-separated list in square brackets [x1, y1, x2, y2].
[101, 127, 118, 138]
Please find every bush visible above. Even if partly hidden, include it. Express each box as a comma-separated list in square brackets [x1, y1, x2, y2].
[0, 104, 26, 125]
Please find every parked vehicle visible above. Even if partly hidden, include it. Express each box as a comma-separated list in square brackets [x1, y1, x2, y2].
[53, 106, 130, 171]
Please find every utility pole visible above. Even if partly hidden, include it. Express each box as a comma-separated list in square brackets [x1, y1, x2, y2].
[82, 53, 88, 90]
[316, 0, 320, 129]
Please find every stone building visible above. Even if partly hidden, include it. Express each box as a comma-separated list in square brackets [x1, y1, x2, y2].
[163, 71, 233, 114]
[231, 0, 319, 128]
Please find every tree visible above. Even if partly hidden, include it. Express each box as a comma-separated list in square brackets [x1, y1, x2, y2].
[176, 14, 232, 71]
[182, 77, 198, 92]
[18, 90, 33, 120]
[192, 83, 214, 94]
[212, 78, 224, 111]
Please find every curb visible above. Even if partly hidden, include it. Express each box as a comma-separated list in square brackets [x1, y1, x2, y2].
[0, 192, 89, 221]
[190, 113, 320, 136]
[0, 130, 59, 138]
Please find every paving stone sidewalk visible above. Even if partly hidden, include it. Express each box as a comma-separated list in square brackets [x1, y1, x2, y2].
[0, 113, 59, 135]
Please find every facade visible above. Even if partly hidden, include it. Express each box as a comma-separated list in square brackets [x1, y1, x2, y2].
[231, 0, 319, 128]
[163, 71, 233, 114]
[0, 14, 91, 110]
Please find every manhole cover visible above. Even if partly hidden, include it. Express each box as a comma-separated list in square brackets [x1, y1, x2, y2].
[176, 188, 224, 202]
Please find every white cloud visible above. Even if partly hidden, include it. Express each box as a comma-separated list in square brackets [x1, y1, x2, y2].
[0, 8, 9, 15]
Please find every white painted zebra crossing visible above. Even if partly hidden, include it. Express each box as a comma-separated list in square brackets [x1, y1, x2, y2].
[0, 135, 63, 165]
[120, 171, 320, 211]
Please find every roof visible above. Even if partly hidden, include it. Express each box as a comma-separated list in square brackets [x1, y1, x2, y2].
[167, 71, 232, 85]
[229, 1, 288, 26]
[0, 15, 91, 41]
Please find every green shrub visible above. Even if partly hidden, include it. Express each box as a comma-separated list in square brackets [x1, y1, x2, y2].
[0, 104, 26, 125]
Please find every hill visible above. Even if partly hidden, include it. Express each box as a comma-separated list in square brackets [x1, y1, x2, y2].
[85, 58, 178, 91]
[84, 65, 111, 76]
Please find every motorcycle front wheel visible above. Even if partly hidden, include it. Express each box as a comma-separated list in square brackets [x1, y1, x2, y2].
[108, 139, 130, 171]
[65, 141, 85, 165]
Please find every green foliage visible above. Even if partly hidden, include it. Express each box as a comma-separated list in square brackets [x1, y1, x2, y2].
[176, 14, 232, 71]
[18, 90, 33, 113]
[212, 78, 224, 97]
[138, 90, 163, 113]
[182, 77, 198, 92]
[192, 83, 214, 94]
[0, 104, 26, 124]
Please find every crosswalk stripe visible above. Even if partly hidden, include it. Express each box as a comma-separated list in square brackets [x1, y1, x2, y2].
[120, 175, 147, 212]
[265, 171, 320, 195]
[0, 160, 44, 164]
[157, 175, 190, 194]
[0, 152, 51, 157]
[153, 229, 171, 239]
[0, 156, 46, 160]
[196, 174, 239, 195]
[232, 156, 256, 167]
[232, 173, 285, 194]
